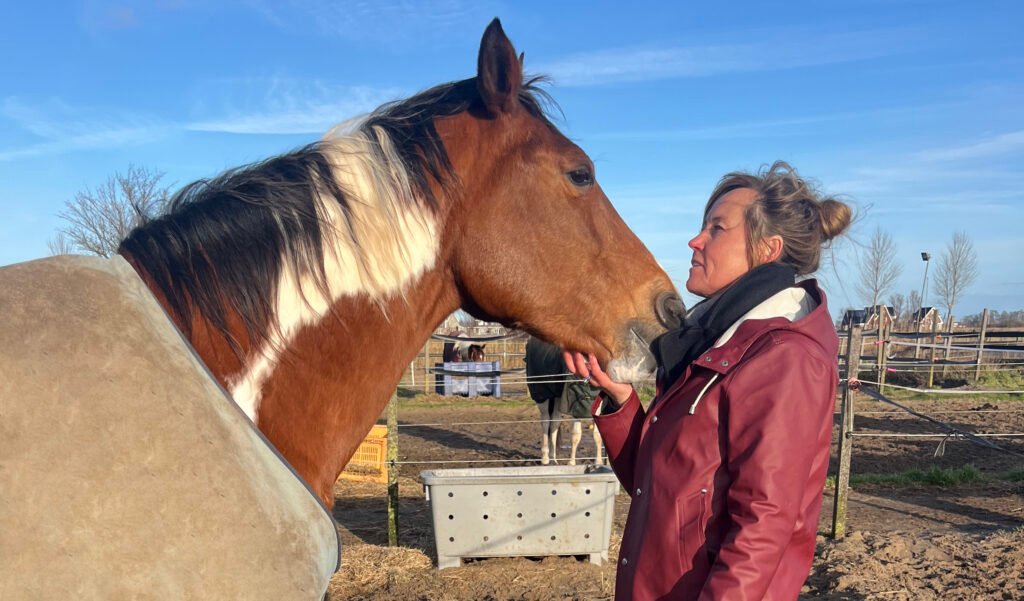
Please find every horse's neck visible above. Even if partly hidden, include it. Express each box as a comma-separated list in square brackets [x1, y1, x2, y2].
[233, 268, 458, 505]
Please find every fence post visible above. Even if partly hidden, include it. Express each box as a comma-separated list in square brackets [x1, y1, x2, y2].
[914, 317, 922, 360]
[928, 318, 940, 388]
[878, 313, 890, 394]
[423, 342, 431, 394]
[975, 309, 990, 382]
[831, 324, 862, 539]
[387, 391, 399, 546]
[941, 336, 953, 378]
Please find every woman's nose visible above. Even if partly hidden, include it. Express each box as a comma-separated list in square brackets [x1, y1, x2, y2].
[688, 232, 704, 251]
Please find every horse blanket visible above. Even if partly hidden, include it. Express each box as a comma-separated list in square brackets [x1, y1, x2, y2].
[524, 337, 600, 418]
[0, 255, 338, 599]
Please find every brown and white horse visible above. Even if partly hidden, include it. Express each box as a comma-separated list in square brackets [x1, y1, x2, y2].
[2, 19, 682, 600]
[442, 336, 487, 363]
[118, 19, 683, 507]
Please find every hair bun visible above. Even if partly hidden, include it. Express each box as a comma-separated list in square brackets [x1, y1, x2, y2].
[818, 198, 852, 241]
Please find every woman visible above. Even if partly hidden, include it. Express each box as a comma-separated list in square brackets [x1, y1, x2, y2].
[566, 161, 852, 600]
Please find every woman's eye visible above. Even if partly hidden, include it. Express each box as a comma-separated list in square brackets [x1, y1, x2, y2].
[567, 166, 594, 187]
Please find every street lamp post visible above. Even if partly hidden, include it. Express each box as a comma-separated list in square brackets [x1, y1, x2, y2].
[915, 252, 931, 359]
[918, 252, 931, 328]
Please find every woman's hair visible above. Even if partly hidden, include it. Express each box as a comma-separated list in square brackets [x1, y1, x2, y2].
[704, 161, 852, 275]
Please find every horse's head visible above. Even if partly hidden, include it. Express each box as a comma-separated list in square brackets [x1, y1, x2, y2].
[439, 20, 684, 382]
[467, 344, 486, 362]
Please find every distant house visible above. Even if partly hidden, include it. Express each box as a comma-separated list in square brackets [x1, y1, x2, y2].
[841, 308, 869, 330]
[841, 305, 896, 331]
[435, 312, 508, 337]
[911, 307, 943, 332]
[864, 305, 896, 330]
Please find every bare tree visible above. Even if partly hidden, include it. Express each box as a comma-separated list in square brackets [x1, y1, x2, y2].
[887, 292, 906, 327]
[54, 165, 171, 258]
[47, 232, 75, 256]
[932, 230, 979, 331]
[908, 289, 922, 316]
[857, 226, 904, 309]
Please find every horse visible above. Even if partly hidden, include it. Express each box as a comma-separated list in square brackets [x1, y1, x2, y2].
[1, 19, 684, 599]
[524, 337, 605, 466]
[442, 336, 487, 363]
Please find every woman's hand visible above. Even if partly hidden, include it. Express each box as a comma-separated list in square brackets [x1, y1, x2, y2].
[562, 351, 634, 407]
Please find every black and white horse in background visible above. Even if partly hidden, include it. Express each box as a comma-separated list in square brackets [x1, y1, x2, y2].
[524, 337, 603, 466]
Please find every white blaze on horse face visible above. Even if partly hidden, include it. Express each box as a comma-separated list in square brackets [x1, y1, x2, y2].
[228, 127, 440, 423]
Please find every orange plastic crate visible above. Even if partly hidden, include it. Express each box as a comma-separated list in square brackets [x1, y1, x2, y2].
[338, 424, 389, 484]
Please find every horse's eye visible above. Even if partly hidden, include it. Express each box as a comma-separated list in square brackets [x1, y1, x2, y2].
[567, 166, 594, 188]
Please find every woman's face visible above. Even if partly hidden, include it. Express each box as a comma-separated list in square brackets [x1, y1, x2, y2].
[686, 187, 757, 297]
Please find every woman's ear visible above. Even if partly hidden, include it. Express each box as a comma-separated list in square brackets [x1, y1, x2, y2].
[760, 235, 784, 264]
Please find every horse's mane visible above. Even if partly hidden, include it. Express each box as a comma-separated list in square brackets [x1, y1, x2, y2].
[119, 76, 556, 356]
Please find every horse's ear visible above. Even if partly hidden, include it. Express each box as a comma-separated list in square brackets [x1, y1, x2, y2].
[477, 18, 522, 115]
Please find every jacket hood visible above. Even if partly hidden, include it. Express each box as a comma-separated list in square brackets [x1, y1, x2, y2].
[693, 279, 838, 377]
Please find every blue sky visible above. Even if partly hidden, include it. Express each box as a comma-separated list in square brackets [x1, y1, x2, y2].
[1, 1, 1022, 321]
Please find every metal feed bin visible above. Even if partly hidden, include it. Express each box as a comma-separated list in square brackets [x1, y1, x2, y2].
[420, 465, 619, 569]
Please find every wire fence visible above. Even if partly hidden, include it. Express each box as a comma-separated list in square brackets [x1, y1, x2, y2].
[356, 323, 1019, 475]
[380, 358, 1024, 471]
[345, 325, 1024, 544]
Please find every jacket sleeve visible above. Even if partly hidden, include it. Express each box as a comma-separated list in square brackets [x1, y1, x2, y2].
[591, 390, 646, 493]
[699, 336, 834, 600]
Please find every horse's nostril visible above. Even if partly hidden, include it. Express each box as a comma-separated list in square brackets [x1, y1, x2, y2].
[655, 292, 686, 329]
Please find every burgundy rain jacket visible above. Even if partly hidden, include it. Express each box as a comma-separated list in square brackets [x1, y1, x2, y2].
[594, 280, 838, 600]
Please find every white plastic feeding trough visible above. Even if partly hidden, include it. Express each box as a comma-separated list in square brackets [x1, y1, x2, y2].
[420, 465, 619, 569]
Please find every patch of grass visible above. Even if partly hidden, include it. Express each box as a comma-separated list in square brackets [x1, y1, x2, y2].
[826, 465, 1024, 489]
[977, 369, 1024, 391]
[851, 465, 983, 487]
[854, 366, 1024, 401]
[636, 385, 656, 404]
[394, 390, 534, 410]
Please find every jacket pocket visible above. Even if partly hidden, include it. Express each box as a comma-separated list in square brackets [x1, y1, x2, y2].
[675, 487, 709, 572]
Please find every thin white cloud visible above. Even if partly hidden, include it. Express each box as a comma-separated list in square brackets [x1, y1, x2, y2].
[838, 166, 1024, 192]
[245, 0, 491, 42]
[78, 0, 193, 35]
[0, 127, 164, 162]
[537, 27, 925, 87]
[870, 200, 1018, 215]
[0, 97, 169, 162]
[606, 181, 708, 212]
[185, 78, 403, 135]
[913, 130, 1024, 162]
[589, 105, 942, 142]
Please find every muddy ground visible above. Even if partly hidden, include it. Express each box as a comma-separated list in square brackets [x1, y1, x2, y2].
[326, 394, 1024, 600]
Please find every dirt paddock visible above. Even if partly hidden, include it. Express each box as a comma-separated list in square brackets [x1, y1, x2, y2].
[327, 394, 1024, 600]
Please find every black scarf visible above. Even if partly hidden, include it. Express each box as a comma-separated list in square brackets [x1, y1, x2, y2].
[651, 262, 797, 390]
